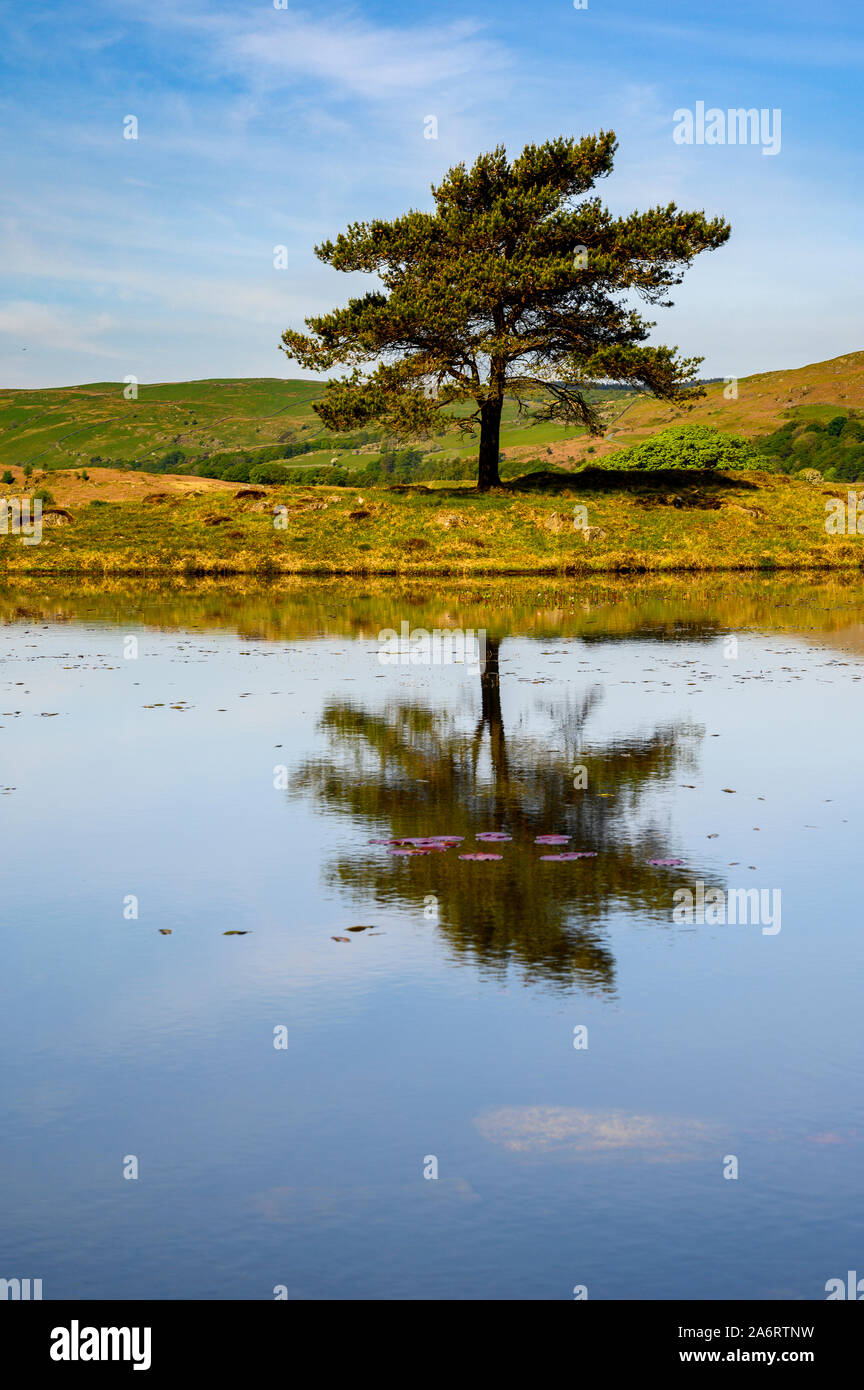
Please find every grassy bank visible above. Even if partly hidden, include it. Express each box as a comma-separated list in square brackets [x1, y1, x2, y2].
[2, 468, 863, 576]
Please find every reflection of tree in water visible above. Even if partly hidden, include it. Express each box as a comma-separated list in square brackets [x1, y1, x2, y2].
[291, 639, 701, 994]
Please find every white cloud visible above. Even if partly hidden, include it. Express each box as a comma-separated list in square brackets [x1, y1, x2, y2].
[231, 13, 509, 101]
[0, 301, 120, 357]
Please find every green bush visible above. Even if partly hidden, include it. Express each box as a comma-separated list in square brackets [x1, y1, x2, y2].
[604, 425, 759, 471]
[1, 469, 13, 484]
[249, 462, 292, 484]
[223, 462, 253, 483]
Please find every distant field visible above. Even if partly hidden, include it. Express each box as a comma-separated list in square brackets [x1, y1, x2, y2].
[0, 378, 326, 469]
[0, 377, 633, 473]
[2, 352, 862, 480]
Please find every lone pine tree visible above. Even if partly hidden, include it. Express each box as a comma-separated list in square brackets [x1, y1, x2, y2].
[281, 133, 730, 490]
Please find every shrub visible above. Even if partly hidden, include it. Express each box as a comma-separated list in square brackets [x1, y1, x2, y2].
[1, 469, 13, 484]
[249, 462, 292, 484]
[223, 462, 253, 483]
[604, 425, 759, 471]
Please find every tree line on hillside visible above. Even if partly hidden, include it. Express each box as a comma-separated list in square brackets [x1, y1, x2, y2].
[754, 414, 864, 481]
[31, 411, 864, 489]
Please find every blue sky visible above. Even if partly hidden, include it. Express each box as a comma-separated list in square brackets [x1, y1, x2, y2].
[1, 0, 861, 388]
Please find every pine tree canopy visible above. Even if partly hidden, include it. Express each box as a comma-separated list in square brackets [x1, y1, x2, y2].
[280, 133, 731, 489]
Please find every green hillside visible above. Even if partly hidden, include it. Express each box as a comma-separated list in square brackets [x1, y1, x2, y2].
[0, 377, 636, 480]
[0, 379, 323, 470]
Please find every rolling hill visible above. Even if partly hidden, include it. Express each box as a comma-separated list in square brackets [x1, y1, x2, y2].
[1, 351, 862, 481]
[0, 376, 615, 474]
[507, 350, 864, 467]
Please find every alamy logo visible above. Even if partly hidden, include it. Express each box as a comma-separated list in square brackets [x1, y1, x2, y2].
[378, 622, 486, 669]
[0, 497, 42, 545]
[825, 1270, 864, 1299]
[672, 883, 781, 935]
[1, 1276, 42, 1299]
[50, 1321, 152, 1371]
[825, 492, 864, 534]
[673, 102, 781, 156]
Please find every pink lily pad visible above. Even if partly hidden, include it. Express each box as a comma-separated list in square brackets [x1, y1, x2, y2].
[648, 858, 685, 867]
[458, 852, 503, 861]
[387, 847, 431, 856]
[535, 834, 570, 845]
[476, 832, 512, 842]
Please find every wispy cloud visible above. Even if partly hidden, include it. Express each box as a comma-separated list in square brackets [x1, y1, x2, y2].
[0, 302, 120, 357]
[232, 13, 510, 101]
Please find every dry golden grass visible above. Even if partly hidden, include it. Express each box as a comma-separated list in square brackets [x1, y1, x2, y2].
[2, 467, 862, 576]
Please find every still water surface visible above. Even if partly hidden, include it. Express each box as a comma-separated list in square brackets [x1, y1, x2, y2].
[1, 578, 862, 1299]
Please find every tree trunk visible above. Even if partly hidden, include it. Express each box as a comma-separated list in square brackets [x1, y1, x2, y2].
[478, 637, 509, 785]
[477, 397, 503, 491]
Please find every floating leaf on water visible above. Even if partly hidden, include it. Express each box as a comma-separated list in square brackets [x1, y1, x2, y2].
[535, 834, 570, 845]
[648, 858, 685, 867]
[346, 926, 374, 932]
[722, 788, 736, 793]
[223, 930, 249, 935]
[540, 851, 597, 861]
[387, 847, 430, 856]
[458, 852, 503, 861]
[331, 936, 351, 943]
[158, 929, 172, 935]
[476, 832, 512, 842]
